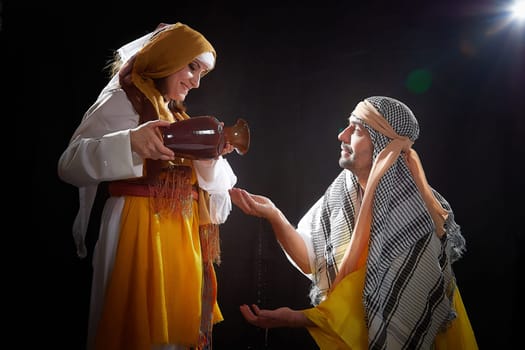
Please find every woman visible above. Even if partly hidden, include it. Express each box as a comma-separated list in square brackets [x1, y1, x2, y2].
[58, 22, 237, 350]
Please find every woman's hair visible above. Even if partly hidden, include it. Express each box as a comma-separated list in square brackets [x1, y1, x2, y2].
[104, 50, 186, 113]
[105, 50, 124, 78]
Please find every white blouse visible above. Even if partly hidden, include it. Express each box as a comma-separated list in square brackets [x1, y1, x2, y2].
[57, 82, 237, 258]
[58, 81, 237, 350]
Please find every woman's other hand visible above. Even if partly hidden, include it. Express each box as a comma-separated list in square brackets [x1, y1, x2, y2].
[130, 120, 175, 160]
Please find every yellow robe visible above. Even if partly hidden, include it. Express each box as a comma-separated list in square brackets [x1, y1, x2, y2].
[303, 266, 478, 350]
[94, 195, 222, 349]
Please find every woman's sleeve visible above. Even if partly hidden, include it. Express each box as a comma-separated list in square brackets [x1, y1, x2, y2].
[193, 157, 237, 224]
[57, 90, 144, 187]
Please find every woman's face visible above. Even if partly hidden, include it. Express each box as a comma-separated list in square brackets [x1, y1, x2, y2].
[163, 58, 211, 101]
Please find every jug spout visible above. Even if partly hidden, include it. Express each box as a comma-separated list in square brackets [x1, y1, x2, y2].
[224, 118, 250, 155]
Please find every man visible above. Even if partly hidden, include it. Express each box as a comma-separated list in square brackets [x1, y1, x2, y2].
[229, 96, 478, 349]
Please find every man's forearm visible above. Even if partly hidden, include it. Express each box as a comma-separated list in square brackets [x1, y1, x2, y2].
[267, 208, 311, 274]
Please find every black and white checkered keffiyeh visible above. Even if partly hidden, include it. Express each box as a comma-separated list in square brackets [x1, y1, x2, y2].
[306, 96, 466, 349]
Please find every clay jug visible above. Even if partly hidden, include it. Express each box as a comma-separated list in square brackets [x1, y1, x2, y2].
[161, 116, 250, 159]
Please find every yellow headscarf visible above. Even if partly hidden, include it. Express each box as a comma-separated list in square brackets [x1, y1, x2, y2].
[131, 22, 216, 122]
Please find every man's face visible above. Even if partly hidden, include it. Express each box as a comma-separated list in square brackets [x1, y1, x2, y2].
[337, 115, 374, 179]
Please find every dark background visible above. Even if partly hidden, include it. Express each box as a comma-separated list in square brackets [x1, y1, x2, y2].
[6, 0, 523, 348]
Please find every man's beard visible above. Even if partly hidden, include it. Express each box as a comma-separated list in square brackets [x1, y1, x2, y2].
[339, 156, 354, 171]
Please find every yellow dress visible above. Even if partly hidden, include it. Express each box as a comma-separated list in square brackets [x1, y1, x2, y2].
[94, 192, 222, 349]
[303, 266, 478, 349]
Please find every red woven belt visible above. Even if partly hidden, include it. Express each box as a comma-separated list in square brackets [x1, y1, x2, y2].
[108, 181, 199, 201]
